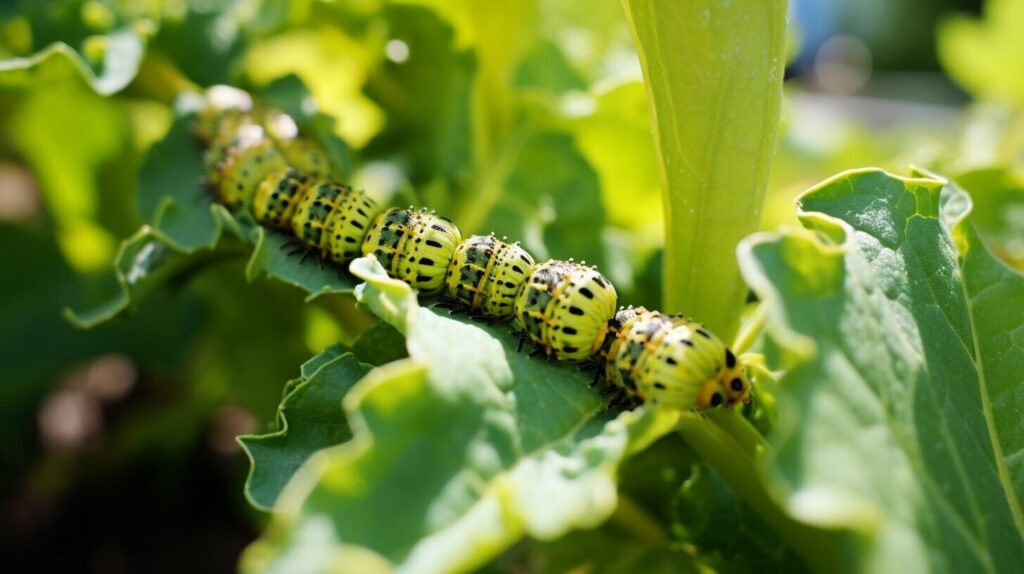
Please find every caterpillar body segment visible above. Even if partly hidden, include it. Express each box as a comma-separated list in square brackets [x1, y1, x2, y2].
[514, 260, 617, 362]
[325, 188, 379, 263]
[601, 306, 683, 398]
[251, 167, 314, 229]
[289, 182, 349, 252]
[279, 137, 335, 181]
[285, 182, 380, 263]
[215, 130, 287, 210]
[445, 234, 536, 319]
[603, 307, 752, 410]
[362, 208, 463, 294]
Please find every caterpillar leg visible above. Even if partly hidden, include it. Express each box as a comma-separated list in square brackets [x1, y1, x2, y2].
[281, 242, 307, 258]
[601, 385, 638, 412]
[434, 297, 469, 317]
[528, 346, 553, 360]
[516, 330, 530, 353]
[278, 238, 301, 252]
[469, 311, 496, 326]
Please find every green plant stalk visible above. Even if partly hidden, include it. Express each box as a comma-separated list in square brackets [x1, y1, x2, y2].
[621, 0, 788, 340]
[677, 412, 841, 572]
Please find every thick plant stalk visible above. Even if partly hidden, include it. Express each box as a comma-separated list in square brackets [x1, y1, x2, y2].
[622, 0, 788, 339]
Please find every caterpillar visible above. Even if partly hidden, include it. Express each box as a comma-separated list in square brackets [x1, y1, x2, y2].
[601, 306, 752, 409]
[193, 85, 753, 411]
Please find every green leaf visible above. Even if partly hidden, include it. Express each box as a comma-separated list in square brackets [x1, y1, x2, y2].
[939, 0, 1024, 105]
[136, 105, 220, 252]
[242, 255, 683, 573]
[0, 33, 143, 95]
[240, 350, 373, 511]
[63, 210, 243, 328]
[301, 344, 350, 380]
[350, 321, 409, 366]
[673, 464, 807, 573]
[151, 6, 242, 88]
[498, 528, 701, 574]
[622, 0, 788, 338]
[738, 168, 1024, 571]
[71, 85, 358, 327]
[501, 433, 806, 573]
[245, 227, 357, 302]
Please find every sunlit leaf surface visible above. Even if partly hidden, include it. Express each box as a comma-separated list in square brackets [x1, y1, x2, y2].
[739, 168, 1024, 572]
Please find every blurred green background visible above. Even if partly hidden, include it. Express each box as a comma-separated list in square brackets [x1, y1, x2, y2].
[1, 0, 1021, 571]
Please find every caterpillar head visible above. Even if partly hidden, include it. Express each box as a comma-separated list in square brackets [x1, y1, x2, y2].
[721, 347, 752, 407]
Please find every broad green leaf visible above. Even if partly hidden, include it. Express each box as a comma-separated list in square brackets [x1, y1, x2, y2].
[497, 433, 806, 573]
[301, 344, 350, 380]
[242, 256, 682, 573]
[622, 0, 788, 338]
[494, 528, 701, 574]
[240, 351, 373, 510]
[939, 0, 1024, 105]
[738, 168, 1024, 572]
[350, 321, 409, 366]
[512, 39, 587, 95]
[245, 227, 357, 302]
[136, 102, 220, 252]
[153, 5, 242, 88]
[672, 464, 807, 573]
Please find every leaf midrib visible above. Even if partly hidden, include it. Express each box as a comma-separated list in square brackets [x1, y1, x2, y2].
[959, 256, 1024, 544]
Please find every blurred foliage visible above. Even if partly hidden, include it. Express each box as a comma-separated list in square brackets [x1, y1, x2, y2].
[939, 0, 1024, 105]
[2, 0, 1024, 572]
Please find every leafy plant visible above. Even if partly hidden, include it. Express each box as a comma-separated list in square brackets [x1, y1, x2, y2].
[3, 0, 1023, 572]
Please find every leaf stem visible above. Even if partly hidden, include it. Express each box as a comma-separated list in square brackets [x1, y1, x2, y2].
[621, 0, 788, 340]
[675, 413, 841, 572]
[733, 304, 766, 355]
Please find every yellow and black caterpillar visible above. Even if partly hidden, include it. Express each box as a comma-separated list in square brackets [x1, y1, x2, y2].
[195, 86, 752, 411]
